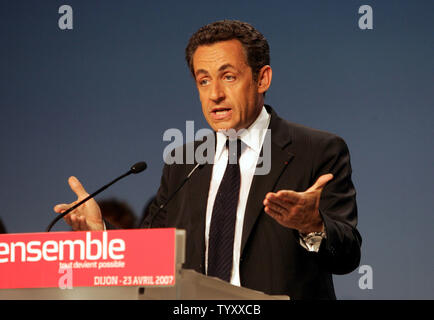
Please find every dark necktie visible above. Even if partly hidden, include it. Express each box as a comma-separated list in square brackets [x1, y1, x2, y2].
[207, 138, 243, 282]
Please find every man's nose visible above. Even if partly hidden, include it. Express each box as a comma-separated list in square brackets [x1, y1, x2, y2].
[209, 81, 225, 103]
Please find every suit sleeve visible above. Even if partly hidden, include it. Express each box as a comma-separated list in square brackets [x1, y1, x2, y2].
[314, 135, 362, 275]
[141, 163, 170, 228]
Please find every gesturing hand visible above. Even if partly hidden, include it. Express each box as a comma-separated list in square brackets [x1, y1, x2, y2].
[53, 176, 104, 231]
[263, 174, 334, 234]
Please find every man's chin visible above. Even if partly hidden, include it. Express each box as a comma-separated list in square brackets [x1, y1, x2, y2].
[214, 125, 240, 133]
[209, 121, 234, 132]
[207, 118, 247, 132]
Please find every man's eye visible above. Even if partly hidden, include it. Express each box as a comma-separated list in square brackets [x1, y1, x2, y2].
[224, 75, 235, 81]
[199, 79, 209, 86]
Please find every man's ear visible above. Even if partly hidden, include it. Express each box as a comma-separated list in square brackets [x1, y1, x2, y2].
[257, 65, 272, 94]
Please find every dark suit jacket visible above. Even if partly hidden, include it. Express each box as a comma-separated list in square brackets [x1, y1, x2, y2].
[144, 105, 362, 300]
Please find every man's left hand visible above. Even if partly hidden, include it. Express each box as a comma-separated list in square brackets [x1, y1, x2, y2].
[263, 174, 334, 233]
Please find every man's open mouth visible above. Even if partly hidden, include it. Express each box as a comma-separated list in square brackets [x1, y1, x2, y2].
[211, 107, 232, 120]
[212, 107, 231, 113]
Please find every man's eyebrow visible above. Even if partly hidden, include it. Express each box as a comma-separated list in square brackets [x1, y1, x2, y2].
[195, 69, 209, 77]
[218, 63, 237, 72]
[194, 64, 239, 77]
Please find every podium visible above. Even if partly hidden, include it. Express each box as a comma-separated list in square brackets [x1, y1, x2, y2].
[0, 229, 289, 300]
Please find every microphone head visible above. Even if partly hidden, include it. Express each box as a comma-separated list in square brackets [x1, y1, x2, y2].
[130, 161, 147, 174]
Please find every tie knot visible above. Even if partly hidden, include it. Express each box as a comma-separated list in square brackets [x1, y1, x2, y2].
[226, 138, 243, 164]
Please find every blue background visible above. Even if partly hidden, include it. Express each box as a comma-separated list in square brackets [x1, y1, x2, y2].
[0, 0, 433, 299]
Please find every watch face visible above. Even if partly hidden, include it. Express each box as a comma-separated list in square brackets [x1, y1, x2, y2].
[307, 232, 325, 238]
[307, 235, 320, 240]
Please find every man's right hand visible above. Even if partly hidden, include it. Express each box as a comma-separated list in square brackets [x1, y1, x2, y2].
[53, 176, 104, 231]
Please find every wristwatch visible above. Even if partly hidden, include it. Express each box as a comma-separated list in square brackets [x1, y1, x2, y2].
[304, 231, 325, 241]
[300, 231, 326, 252]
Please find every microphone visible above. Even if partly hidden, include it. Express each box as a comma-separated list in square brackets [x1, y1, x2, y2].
[46, 161, 147, 232]
[141, 162, 204, 229]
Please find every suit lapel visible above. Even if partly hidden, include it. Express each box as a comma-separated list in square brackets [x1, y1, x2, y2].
[186, 151, 213, 271]
[240, 107, 294, 256]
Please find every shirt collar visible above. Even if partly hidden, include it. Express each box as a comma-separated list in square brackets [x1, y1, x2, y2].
[215, 106, 271, 160]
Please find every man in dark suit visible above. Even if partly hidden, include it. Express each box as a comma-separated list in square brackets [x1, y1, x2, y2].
[54, 20, 361, 299]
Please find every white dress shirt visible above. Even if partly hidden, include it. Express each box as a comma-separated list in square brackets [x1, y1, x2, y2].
[204, 106, 324, 287]
[204, 106, 270, 286]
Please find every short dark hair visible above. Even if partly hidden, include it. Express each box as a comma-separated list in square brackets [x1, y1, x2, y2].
[185, 20, 270, 82]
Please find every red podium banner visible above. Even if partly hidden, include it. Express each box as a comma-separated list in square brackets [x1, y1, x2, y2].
[0, 228, 176, 289]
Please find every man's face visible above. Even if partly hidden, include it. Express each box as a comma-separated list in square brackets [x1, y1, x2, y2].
[192, 39, 262, 132]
